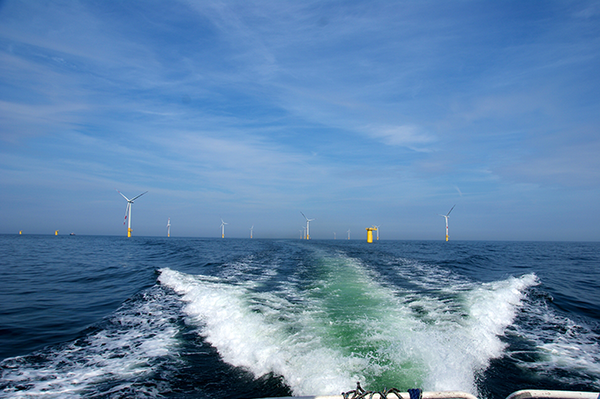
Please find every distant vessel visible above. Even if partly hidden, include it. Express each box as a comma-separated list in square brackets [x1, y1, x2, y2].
[70, 233, 76, 236]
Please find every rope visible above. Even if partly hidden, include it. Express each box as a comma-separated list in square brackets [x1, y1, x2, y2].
[342, 382, 421, 399]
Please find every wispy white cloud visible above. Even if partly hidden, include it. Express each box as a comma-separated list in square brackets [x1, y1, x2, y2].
[363, 124, 435, 151]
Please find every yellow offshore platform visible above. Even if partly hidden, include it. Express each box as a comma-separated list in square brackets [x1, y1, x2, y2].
[365, 226, 377, 243]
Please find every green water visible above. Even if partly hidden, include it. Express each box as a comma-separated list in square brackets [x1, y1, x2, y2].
[308, 253, 425, 390]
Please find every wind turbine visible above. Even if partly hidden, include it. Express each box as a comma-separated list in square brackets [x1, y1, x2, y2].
[220, 218, 228, 238]
[117, 190, 147, 237]
[347, 229, 351, 240]
[439, 205, 456, 241]
[167, 218, 171, 237]
[374, 225, 380, 240]
[300, 212, 314, 240]
[333, 232, 336, 240]
[250, 225, 254, 239]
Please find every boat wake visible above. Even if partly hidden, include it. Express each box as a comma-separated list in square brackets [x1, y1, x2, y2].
[0, 286, 182, 398]
[157, 249, 539, 397]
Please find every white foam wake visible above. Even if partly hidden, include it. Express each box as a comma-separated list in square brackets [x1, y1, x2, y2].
[510, 289, 600, 389]
[158, 265, 539, 397]
[158, 267, 366, 396]
[304, 255, 539, 396]
[415, 273, 539, 393]
[0, 287, 180, 398]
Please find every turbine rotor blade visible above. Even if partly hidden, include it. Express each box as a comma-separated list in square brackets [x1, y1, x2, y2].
[447, 204, 456, 216]
[123, 203, 130, 224]
[116, 189, 130, 202]
[130, 191, 148, 202]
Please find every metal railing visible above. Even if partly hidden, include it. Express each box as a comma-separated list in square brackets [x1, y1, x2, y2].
[506, 390, 600, 399]
[259, 385, 599, 399]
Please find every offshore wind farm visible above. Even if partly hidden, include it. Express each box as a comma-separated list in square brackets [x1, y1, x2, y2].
[2, 2, 600, 399]
[21, 184, 465, 240]
[1, 1, 599, 243]
[2, 2, 600, 398]
[98, 190, 454, 240]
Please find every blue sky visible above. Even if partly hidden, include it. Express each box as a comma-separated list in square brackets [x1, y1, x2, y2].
[1, 1, 599, 240]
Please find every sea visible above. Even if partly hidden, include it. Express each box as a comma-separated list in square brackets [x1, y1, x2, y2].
[1, 235, 599, 399]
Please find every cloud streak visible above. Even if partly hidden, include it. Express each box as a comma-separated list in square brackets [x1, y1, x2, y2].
[364, 124, 436, 150]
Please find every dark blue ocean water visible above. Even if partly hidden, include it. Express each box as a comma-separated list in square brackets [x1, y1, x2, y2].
[1, 235, 599, 398]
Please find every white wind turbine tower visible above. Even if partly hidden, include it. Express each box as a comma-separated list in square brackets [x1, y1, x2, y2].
[347, 229, 351, 240]
[167, 218, 171, 237]
[439, 205, 456, 241]
[300, 212, 314, 240]
[250, 225, 254, 239]
[220, 218, 228, 238]
[374, 225, 380, 240]
[116, 190, 147, 238]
